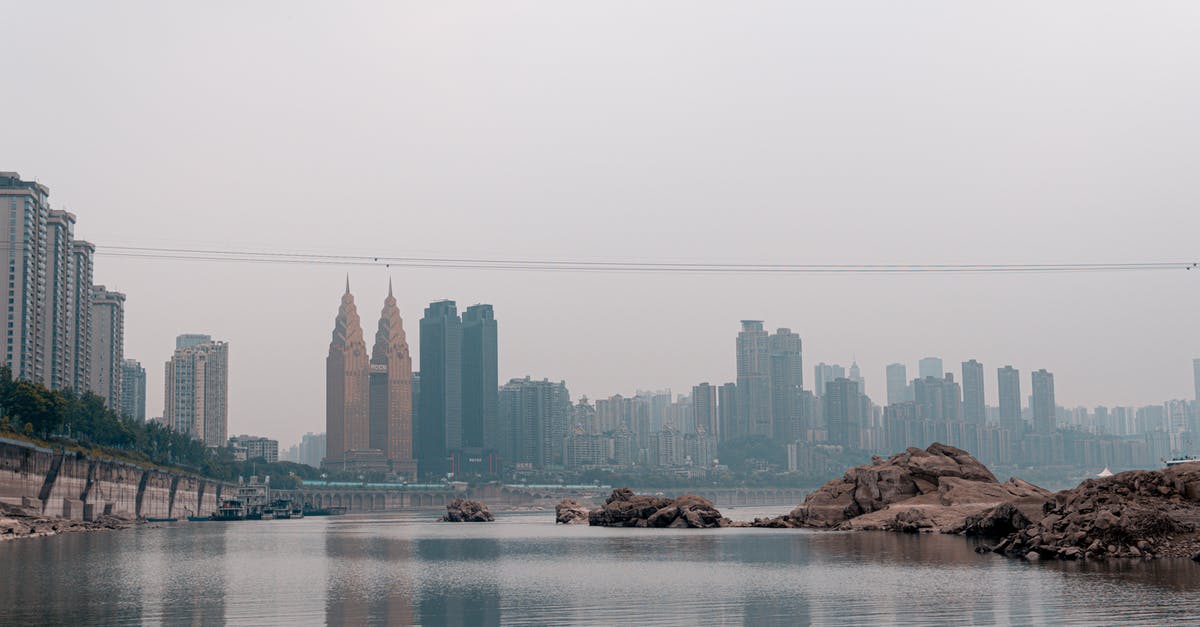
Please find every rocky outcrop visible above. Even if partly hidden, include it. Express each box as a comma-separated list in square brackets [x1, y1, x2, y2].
[0, 502, 137, 541]
[985, 463, 1200, 559]
[750, 443, 1039, 531]
[555, 498, 590, 524]
[439, 498, 494, 522]
[588, 488, 729, 528]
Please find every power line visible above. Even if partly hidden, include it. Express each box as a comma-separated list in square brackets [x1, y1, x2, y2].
[86, 244, 1199, 275]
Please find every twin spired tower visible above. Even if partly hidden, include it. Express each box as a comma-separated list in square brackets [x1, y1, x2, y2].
[326, 279, 415, 477]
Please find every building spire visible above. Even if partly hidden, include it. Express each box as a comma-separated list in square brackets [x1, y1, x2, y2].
[388, 277, 394, 299]
[345, 274, 351, 294]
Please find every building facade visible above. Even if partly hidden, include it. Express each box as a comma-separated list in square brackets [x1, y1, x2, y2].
[461, 304, 498, 452]
[768, 328, 803, 442]
[735, 320, 770, 438]
[997, 366, 1022, 434]
[164, 336, 229, 447]
[119, 358, 146, 421]
[89, 286, 125, 406]
[326, 282, 370, 466]
[886, 363, 909, 405]
[918, 357, 943, 380]
[1031, 369, 1056, 435]
[368, 282, 415, 478]
[497, 376, 571, 469]
[417, 300, 462, 477]
[961, 359, 985, 424]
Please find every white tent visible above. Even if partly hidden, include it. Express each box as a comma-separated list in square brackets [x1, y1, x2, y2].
[1097, 467, 1113, 477]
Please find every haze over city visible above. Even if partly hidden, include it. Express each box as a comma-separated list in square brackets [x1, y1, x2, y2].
[3, 1, 1198, 447]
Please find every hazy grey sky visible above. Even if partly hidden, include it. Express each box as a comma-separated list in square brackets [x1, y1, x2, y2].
[3, 1, 1198, 446]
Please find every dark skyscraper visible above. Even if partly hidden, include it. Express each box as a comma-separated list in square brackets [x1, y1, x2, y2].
[736, 320, 771, 438]
[768, 328, 803, 442]
[961, 359, 985, 424]
[417, 300, 462, 477]
[718, 382, 737, 442]
[1031, 369, 1056, 435]
[997, 365, 1022, 433]
[497, 377, 570, 469]
[461, 304, 498, 452]
[692, 382, 719, 439]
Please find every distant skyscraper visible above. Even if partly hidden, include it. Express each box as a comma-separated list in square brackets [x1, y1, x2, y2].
[997, 366, 1022, 433]
[1194, 358, 1200, 404]
[813, 363, 846, 399]
[176, 333, 212, 350]
[369, 281, 415, 477]
[886, 363, 908, 405]
[119, 358, 146, 421]
[461, 304, 498, 452]
[89, 286, 125, 407]
[497, 377, 571, 469]
[326, 281, 369, 466]
[768, 328, 803, 441]
[961, 360, 985, 424]
[824, 378, 861, 447]
[164, 336, 228, 447]
[919, 357, 943, 380]
[735, 321, 771, 438]
[692, 382, 719, 438]
[298, 432, 327, 468]
[417, 300, 462, 477]
[718, 382, 737, 442]
[1031, 369, 1056, 434]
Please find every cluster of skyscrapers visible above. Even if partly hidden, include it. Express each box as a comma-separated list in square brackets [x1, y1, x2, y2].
[0, 172, 145, 419]
[325, 281, 501, 479]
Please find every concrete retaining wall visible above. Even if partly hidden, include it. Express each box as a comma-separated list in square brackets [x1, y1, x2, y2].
[0, 437, 233, 519]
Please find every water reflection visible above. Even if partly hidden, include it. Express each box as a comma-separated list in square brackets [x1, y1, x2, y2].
[1, 511, 1199, 626]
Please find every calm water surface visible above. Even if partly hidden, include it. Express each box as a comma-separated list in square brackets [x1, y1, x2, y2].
[2, 506, 1199, 626]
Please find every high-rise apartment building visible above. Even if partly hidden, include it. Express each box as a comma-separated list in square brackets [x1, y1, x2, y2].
[497, 376, 571, 469]
[298, 432, 327, 468]
[735, 320, 771, 438]
[1031, 369, 1056, 435]
[68, 241, 94, 392]
[886, 363, 909, 405]
[163, 336, 228, 447]
[918, 357, 944, 380]
[768, 328, 803, 441]
[0, 173, 50, 385]
[89, 286, 125, 406]
[42, 210, 75, 390]
[417, 300, 462, 477]
[692, 382, 719, 439]
[997, 366, 1022, 433]
[1, 174, 104, 399]
[119, 358, 146, 421]
[368, 282, 415, 477]
[961, 359, 985, 424]
[176, 333, 213, 350]
[326, 282, 369, 466]
[461, 304, 498, 452]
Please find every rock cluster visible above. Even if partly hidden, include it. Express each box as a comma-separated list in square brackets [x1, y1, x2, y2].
[984, 463, 1200, 559]
[587, 488, 729, 528]
[0, 502, 136, 541]
[554, 498, 590, 524]
[439, 498, 495, 522]
[750, 443, 1047, 532]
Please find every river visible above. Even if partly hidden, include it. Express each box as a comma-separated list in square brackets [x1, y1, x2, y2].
[2, 507, 1198, 625]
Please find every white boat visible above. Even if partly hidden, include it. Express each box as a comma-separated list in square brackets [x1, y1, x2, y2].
[1164, 455, 1200, 468]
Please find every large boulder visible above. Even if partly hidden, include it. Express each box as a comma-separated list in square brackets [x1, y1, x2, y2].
[588, 489, 728, 528]
[555, 498, 590, 524]
[987, 463, 1200, 559]
[751, 443, 1047, 532]
[439, 498, 494, 522]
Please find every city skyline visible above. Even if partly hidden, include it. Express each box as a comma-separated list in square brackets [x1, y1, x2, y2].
[3, 2, 1198, 448]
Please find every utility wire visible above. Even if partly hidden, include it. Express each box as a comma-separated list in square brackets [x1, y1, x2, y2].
[85, 244, 1199, 275]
